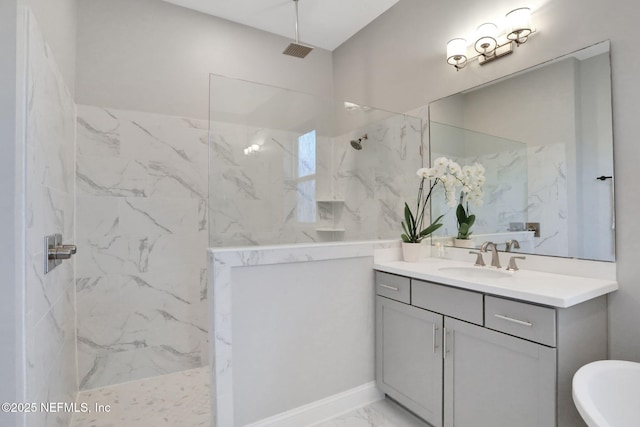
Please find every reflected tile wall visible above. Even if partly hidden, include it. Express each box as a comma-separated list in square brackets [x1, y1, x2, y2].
[76, 105, 209, 390]
[25, 12, 78, 427]
[429, 134, 567, 256]
[431, 150, 528, 238]
[527, 143, 569, 257]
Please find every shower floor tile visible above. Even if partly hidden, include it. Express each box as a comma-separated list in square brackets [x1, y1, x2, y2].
[71, 366, 426, 427]
[70, 366, 210, 427]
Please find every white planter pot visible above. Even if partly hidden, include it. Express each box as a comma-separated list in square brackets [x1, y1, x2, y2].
[401, 242, 422, 262]
[454, 238, 476, 249]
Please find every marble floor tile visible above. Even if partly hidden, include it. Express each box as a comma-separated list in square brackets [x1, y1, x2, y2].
[313, 398, 429, 427]
[71, 365, 426, 427]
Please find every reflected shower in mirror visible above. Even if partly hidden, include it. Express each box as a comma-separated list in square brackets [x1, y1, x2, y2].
[429, 41, 614, 261]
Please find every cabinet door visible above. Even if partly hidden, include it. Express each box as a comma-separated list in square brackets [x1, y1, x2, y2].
[376, 296, 443, 427]
[443, 318, 556, 427]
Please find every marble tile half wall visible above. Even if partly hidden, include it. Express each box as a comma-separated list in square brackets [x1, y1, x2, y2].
[75, 105, 209, 390]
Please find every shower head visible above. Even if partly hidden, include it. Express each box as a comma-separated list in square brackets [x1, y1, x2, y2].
[283, 42, 313, 59]
[350, 134, 368, 150]
[283, 0, 313, 58]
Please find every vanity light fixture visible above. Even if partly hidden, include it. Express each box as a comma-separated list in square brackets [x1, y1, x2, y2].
[446, 6, 534, 71]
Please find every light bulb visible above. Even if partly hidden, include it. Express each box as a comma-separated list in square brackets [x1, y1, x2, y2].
[475, 23, 498, 55]
[506, 7, 532, 44]
[447, 38, 468, 69]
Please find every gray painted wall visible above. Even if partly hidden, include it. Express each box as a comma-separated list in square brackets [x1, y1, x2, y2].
[24, 0, 77, 94]
[232, 256, 375, 424]
[0, 0, 22, 426]
[334, 0, 640, 361]
[75, 0, 335, 120]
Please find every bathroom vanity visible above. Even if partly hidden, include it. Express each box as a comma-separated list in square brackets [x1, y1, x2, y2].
[374, 259, 618, 427]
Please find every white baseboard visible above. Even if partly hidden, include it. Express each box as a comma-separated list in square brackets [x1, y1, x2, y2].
[244, 382, 383, 427]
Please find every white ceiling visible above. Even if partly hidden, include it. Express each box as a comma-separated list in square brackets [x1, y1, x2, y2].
[160, 0, 400, 51]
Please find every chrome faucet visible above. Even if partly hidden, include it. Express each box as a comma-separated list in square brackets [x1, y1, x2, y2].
[505, 239, 520, 252]
[480, 241, 501, 268]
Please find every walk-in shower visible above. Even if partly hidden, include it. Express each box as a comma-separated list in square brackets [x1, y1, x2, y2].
[208, 74, 423, 247]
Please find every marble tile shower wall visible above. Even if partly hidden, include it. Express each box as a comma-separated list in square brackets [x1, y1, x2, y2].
[208, 114, 422, 246]
[208, 123, 325, 246]
[75, 105, 209, 390]
[25, 12, 78, 427]
[330, 114, 423, 241]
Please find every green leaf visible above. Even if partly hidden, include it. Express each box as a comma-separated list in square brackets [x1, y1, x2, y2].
[456, 203, 468, 224]
[420, 222, 443, 237]
[401, 221, 410, 238]
[459, 223, 470, 235]
[401, 233, 411, 243]
[466, 214, 476, 228]
[404, 203, 415, 233]
[419, 214, 444, 237]
[404, 202, 420, 241]
[432, 213, 445, 225]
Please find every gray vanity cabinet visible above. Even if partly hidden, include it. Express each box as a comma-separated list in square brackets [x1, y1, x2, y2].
[376, 296, 443, 426]
[375, 271, 609, 427]
[443, 317, 556, 427]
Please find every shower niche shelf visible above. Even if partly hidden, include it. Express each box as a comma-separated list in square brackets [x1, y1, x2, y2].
[315, 197, 345, 235]
[316, 199, 344, 203]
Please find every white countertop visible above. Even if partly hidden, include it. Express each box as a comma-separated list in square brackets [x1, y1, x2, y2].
[374, 258, 618, 308]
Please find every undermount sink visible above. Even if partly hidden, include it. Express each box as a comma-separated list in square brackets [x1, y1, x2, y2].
[437, 266, 511, 279]
[572, 360, 640, 427]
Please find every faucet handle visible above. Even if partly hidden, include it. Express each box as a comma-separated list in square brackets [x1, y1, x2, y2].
[505, 239, 521, 252]
[469, 251, 485, 267]
[480, 241, 494, 252]
[506, 256, 526, 271]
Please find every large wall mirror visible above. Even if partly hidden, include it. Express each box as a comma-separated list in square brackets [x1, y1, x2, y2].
[429, 41, 615, 262]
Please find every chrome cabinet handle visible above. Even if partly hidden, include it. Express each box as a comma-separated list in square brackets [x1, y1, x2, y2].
[378, 283, 399, 292]
[443, 327, 448, 359]
[494, 313, 533, 327]
[433, 325, 438, 354]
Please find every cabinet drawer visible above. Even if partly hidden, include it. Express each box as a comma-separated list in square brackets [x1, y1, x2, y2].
[485, 296, 556, 347]
[412, 279, 483, 325]
[375, 272, 410, 304]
